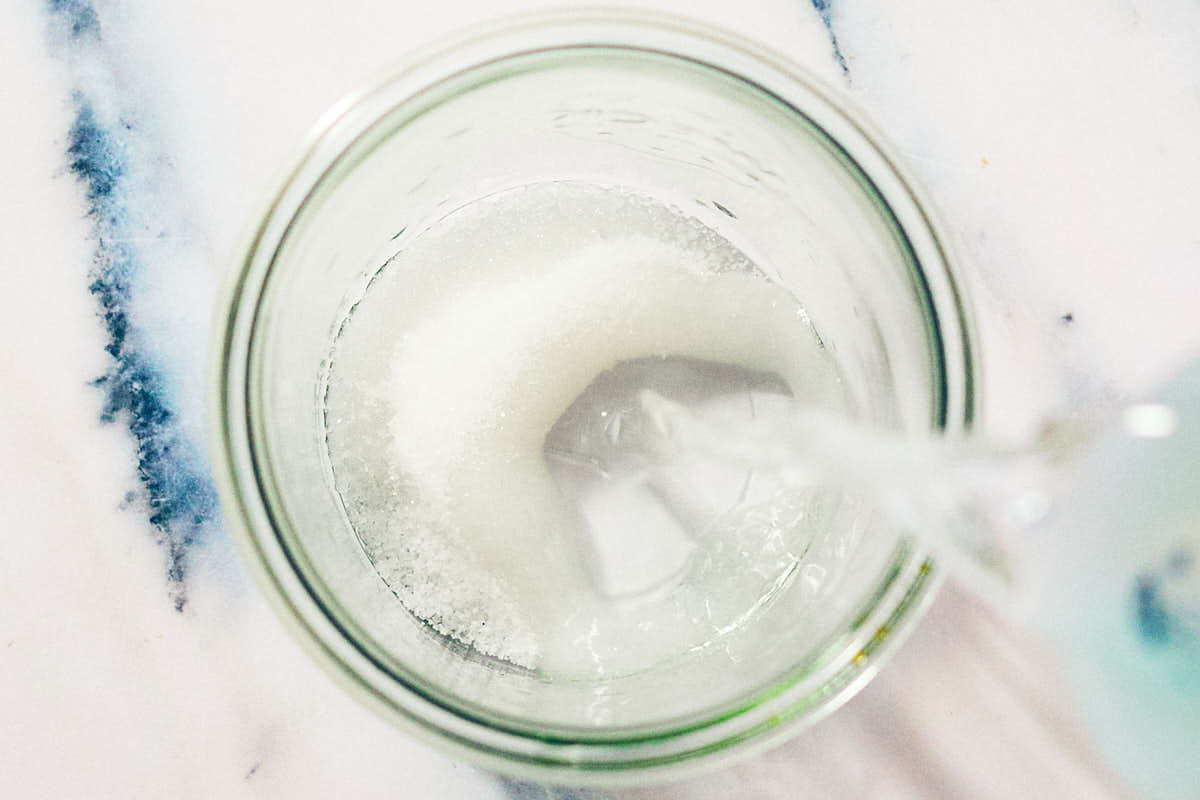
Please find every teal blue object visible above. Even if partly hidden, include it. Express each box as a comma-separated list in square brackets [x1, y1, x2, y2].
[1030, 359, 1200, 799]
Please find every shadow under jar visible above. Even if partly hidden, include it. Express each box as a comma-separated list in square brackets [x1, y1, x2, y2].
[212, 11, 976, 785]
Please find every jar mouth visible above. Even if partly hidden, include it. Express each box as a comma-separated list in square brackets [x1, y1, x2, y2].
[211, 8, 977, 784]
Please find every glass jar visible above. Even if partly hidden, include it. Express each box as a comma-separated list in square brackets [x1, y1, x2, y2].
[211, 10, 977, 784]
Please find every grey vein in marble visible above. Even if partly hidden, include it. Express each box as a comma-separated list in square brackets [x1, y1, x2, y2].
[48, 0, 218, 610]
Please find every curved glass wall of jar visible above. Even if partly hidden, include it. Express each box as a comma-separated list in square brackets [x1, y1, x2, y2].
[212, 11, 977, 784]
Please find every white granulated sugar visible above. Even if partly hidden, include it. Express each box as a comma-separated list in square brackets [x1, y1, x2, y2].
[324, 182, 841, 676]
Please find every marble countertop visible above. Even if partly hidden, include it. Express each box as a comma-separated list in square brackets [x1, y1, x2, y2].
[4, 0, 1199, 796]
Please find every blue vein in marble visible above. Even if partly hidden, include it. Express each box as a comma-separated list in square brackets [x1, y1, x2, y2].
[52, 2, 218, 610]
[810, 0, 849, 75]
[48, 0, 100, 39]
[499, 778, 598, 800]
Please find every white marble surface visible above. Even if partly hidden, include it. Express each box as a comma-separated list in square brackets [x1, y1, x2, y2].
[3, 0, 1199, 796]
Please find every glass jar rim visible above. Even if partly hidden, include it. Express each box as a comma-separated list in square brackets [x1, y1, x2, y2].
[211, 8, 978, 785]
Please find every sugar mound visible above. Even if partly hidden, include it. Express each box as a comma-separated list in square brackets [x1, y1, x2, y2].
[325, 182, 839, 674]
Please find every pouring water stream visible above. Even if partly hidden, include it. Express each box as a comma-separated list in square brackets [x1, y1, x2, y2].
[596, 357, 1200, 798]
